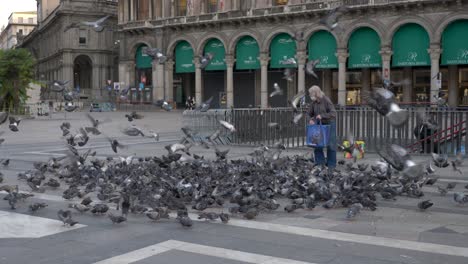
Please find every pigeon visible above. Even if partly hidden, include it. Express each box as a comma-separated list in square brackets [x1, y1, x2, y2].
[198, 212, 219, 221]
[106, 138, 126, 153]
[451, 152, 463, 174]
[446, 182, 457, 190]
[437, 186, 448, 196]
[417, 200, 433, 211]
[290, 91, 305, 113]
[200, 52, 214, 69]
[270, 83, 283, 97]
[283, 68, 294, 82]
[219, 120, 236, 132]
[346, 203, 363, 220]
[108, 212, 127, 224]
[1, 159, 9, 167]
[293, 113, 303, 125]
[432, 153, 449, 168]
[165, 143, 192, 155]
[8, 117, 20, 132]
[91, 204, 109, 214]
[0, 112, 9, 125]
[122, 125, 145, 137]
[219, 213, 230, 223]
[284, 204, 304, 213]
[79, 15, 111, 32]
[142, 47, 167, 64]
[214, 147, 230, 160]
[424, 178, 438, 186]
[177, 215, 193, 227]
[57, 210, 79, 226]
[49, 80, 70, 92]
[243, 208, 259, 220]
[319, 5, 348, 31]
[147, 131, 160, 141]
[195, 96, 214, 112]
[363, 88, 409, 127]
[125, 111, 143, 122]
[29, 202, 48, 213]
[146, 211, 161, 222]
[305, 59, 320, 79]
[161, 101, 173, 111]
[68, 203, 90, 213]
[63, 89, 77, 102]
[64, 104, 79, 112]
[453, 192, 468, 205]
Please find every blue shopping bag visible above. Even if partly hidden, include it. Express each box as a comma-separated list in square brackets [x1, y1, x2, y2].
[306, 122, 330, 148]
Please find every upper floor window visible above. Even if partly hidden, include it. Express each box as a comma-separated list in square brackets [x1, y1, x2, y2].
[175, 0, 187, 16]
[18, 17, 23, 23]
[28, 18, 34, 24]
[79, 29, 86, 45]
[137, 0, 150, 20]
[18, 29, 23, 35]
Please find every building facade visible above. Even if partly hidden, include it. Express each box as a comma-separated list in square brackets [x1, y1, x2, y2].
[19, 0, 118, 102]
[122, 0, 467, 108]
[0, 12, 37, 50]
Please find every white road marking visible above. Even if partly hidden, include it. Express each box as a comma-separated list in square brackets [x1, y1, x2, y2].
[195, 215, 468, 258]
[0, 210, 85, 238]
[93, 239, 315, 264]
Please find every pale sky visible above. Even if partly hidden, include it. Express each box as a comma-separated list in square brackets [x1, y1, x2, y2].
[0, 0, 37, 29]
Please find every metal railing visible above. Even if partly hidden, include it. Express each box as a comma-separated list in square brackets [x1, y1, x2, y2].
[182, 107, 468, 155]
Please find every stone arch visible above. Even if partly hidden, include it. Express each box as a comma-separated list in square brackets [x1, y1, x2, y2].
[129, 41, 152, 58]
[304, 27, 339, 49]
[434, 13, 468, 43]
[196, 32, 229, 56]
[261, 26, 296, 52]
[227, 29, 262, 55]
[166, 35, 197, 57]
[341, 20, 385, 49]
[386, 16, 435, 46]
[73, 54, 93, 91]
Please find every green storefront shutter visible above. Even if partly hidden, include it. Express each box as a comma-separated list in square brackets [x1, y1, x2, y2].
[442, 20, 468, 65]
[204, 38, 226, 71]
[392, 23, 430, 67]
[236, 36, 260, 70]
[270, 33, 297, 69]
[348, 27, 382, 69]
[136, 45, 152, 69]
[175, 41, 195, 73]
[308, 30, 338, 69]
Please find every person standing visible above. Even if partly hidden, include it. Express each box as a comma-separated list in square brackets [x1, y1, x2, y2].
[308, 85, 337, 171]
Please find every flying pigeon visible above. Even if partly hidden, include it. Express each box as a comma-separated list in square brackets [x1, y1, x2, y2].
[283, 68, 294, 82]
[293, 112, 303, 125]
[432, 153, 449, 168]
[64, 103, 79, 112]
[319, 5, 348, 31]
[363, 88, 409, 127]
[142, 47, 167, 64]
[219, 120, 236, 132]
[106, 137, 126, 153]
[195, 96, 214, 112]
[8, 117, 21, 132]
[125, 111, 143, 122]
[66, 15, 111, 32]
[200, 52, 215, 69]
[290, 91, 305, 113]
[270, 83, 283, 98]
[305, 59, 320, 79]
[49, 80, 70, 92]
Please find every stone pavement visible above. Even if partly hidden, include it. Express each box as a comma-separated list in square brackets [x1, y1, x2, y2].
[0, 111, 468, 264]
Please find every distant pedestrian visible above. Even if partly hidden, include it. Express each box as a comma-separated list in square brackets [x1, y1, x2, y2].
[186, 96, 194, 110]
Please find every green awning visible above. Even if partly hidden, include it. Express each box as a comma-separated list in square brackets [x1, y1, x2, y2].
[204, 38, 226, 71]
[270, 33, 297, 68]
[175, 41, 195, 73]
[308, 30, 338, 69]
[235, 36, 260, 70]
[392, 23, 430, 67]
[442, 20, 468, 65]
[135, 44, 152, 69]
[348, 27, 382, 69]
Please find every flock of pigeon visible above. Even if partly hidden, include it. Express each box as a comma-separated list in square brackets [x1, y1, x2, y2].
[0, 5, 467, 230]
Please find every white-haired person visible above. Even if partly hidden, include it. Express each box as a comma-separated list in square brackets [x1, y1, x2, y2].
[307, 85, 337, 171]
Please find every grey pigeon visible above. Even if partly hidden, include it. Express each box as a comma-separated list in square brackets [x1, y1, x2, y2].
[346, 203, 363, 220]
[305, 59, 320, 79]
[178, 215, 193, 227]
[57, 210, 79, 226]
[108, 213, 127, 224]
[142, 47, 167, 64]
[283, 68, 294, 82]
[200, 52, 214, 69]
[319, 5, 348, 31]
[363, 88, 408, 127]
[195, 96, 213, 112]
[8, 117, 20, 132]
[417, 200, 433, 211]
[453, 192, 468, 205]
[29, 202, 48, 213]
[270, 83, 283, 98]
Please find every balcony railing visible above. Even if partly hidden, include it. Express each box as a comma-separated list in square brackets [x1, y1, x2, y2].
[119, 0, 444, 30]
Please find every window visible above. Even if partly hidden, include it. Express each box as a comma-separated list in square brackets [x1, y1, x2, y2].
[137, 0, 150, 20]
[18, 29, 23, 35]
[79, 30, 86, 44]
[154, 0, 162, 18]
[18, 17, 23, 23]
[28, 18, 34, 24]
[176, 0, 187, 16]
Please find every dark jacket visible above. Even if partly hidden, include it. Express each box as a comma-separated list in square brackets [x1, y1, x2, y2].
[308, 96, 336, 124]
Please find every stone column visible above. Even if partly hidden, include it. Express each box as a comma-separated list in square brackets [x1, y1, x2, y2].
[448, 65, 459, 107]
[260, 53, 270, 108]
[323, 69, 332, 98]
[403, 67, 412, 103]
[336, 49, 348, 106]
[62, 52, 73, 84]
[152, 61, 164, 102]
[380, 48, 393, 82]
[428, 45, 442, 105]
[195, 59, 203, 105]
[165, 59, 174, 102]
[296, 50, 307, 94]
[225, 54, 235, 108]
